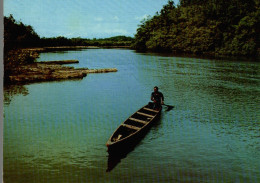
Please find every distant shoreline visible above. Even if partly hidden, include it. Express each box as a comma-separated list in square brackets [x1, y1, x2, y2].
[24, 46, 259, 62]
[26, 46, 131, 52]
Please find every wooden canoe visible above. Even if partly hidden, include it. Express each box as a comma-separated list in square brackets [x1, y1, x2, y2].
[106, 103, 162, 153]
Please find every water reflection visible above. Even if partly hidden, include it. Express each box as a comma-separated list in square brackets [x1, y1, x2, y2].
[4, 78, 85, 105]
[106, 144, 136, 172]
[4, 84, 29, 105]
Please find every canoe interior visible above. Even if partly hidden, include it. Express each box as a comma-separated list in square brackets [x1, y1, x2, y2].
[109, 104, 161, 143]
[111, 126, 137, 142]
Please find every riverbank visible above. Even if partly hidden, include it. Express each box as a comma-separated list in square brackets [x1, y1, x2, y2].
[7, 60, 117, 83]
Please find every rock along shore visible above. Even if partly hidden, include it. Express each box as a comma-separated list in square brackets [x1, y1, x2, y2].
[8, 60, 117, 83]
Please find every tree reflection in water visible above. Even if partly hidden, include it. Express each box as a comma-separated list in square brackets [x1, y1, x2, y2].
[4, 84, 29, 105]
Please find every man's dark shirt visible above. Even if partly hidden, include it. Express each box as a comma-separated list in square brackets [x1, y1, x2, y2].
[151, 91, 164, 103]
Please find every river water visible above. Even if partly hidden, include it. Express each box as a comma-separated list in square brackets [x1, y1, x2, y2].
[4, 49, 260, 183]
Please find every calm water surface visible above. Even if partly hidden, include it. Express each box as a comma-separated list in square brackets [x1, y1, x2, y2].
[4, 49, 260, 183]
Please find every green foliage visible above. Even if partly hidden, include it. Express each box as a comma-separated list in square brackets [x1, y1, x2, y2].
[132, 0, 259, 56]
[4, 14, 40, 51]
[84, 36, 134, 46]
[4, 15, 40, 82]
[40, 36, 74, 46]
[40, 35, 133, 47]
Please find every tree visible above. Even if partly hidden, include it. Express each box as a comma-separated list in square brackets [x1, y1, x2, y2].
[4, 15, 40, 83]
[132, 0, 259, 57]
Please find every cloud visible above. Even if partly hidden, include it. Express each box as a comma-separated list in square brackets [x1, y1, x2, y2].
[94, 17, 103, 21]
[94, 26, 128, 35]
[88, 24, 129, 37]
[113, 16, 119, 21]
[105, 29, 128, 34]
[95, 16, 119, 22]
[135, 14, 150, 21]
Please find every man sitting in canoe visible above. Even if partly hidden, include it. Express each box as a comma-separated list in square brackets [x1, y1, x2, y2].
[151, 86, 164, 110]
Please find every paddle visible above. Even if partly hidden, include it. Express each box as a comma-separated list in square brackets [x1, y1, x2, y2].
[148, 102, 174, 111]
[162, 104, 174, 111]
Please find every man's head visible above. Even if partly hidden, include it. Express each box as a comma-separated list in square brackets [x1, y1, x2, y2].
[154, 86, 158, 92]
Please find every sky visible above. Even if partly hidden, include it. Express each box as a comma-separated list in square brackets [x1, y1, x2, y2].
[4, 0, 179, 38]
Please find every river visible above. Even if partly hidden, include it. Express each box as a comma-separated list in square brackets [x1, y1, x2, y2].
[3, 49, 260, 183]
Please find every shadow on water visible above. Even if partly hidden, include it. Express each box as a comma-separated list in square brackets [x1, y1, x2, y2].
[106, 120, 166, 172]
[106, 124, 158, 172]
[106, 144, 137, 172]
[106, 126, 161, 173]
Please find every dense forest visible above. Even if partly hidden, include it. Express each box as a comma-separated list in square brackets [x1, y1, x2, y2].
[132, 0, 259, 56]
